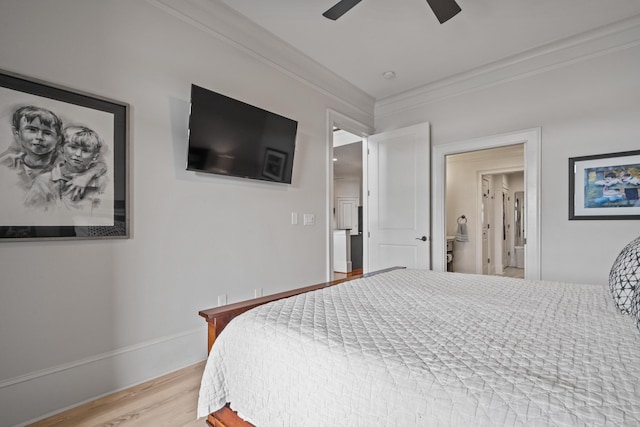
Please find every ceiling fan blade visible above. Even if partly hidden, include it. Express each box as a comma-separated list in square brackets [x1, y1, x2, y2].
[322, 0, 362, 20]
[425, 0, 461, 24]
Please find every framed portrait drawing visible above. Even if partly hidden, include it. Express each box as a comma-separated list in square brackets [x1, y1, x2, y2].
[569, 150, 640, 220]
[0, 70, 129, 240]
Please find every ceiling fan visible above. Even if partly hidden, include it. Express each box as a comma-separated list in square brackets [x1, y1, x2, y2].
[323, 0, 461, 24]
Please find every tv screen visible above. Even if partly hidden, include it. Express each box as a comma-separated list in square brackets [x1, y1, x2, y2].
[187, 84, 297, 184]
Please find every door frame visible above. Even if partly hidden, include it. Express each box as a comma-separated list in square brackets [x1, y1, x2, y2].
[326, 109, 373, 280]
[432, 128, 541, 280]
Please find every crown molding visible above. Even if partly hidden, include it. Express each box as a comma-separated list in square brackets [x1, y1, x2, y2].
[446, 144, 524, 164]
[148, 0, 640, 122]
[376, 14, 640, 119]
[147, 0, 375, 119]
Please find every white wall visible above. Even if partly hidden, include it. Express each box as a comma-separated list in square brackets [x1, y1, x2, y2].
[508, 173, 525, 197]
[0, 1, 373, 425]
[334, 179, 361, 206]
[377, 43, 640, 285]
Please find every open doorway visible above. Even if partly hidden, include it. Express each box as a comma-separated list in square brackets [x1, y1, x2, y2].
[332, 128, 364, 279]
[326, 110, 372, 281]
[328, 118, 431, 278]
[445, 145, 524, 277]
[432, 128, 540, 280]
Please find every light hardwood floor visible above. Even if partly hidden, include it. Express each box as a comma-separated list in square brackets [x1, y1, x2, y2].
[500, 267, 525, 279]
[28, 361, 207, 427]
[333, 268, 363, 280]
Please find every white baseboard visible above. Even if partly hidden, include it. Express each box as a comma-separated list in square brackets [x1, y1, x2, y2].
[1, 327, 207, 427]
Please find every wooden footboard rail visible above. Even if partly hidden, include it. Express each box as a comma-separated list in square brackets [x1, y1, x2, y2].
[207, 404, 252, 427]
[198, 266, 404, 427]
[199, 267, 404, 353]
[198, 275, 359, 354]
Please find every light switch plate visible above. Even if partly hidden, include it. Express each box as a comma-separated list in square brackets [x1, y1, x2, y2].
[303, 213, 315, 226]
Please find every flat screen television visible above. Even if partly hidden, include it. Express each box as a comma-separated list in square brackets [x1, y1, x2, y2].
[187, 84, 298, 184]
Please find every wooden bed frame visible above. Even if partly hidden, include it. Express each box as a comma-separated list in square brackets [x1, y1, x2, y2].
[198, 267, 403, 427]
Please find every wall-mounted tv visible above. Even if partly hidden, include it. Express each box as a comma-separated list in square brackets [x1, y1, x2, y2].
[187, 84, 298, 184]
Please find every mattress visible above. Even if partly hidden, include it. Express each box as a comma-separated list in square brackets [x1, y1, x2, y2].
[197, 269, 640, 426]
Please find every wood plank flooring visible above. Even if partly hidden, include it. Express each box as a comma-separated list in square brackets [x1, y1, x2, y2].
[498, 267, 525, 279]
[28, 361, 207, 427]
[333, 268, 363, 280]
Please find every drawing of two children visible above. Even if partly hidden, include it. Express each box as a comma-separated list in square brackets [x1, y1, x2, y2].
[0, 105, 106, 212]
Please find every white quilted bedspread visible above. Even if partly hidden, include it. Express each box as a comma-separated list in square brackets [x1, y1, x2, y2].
[197, 269, 640, 426]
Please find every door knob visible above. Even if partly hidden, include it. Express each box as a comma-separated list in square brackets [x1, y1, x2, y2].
[416, 236, 427, 241]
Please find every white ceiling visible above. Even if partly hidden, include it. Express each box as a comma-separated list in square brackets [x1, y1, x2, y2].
[332, 130, 363, 180]
[334, 140, 363, 179]
[217, 0, 640, 100]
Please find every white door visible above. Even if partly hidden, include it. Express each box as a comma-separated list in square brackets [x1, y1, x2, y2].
[367, 122, 430, 272]
[337, 197, 359, 235]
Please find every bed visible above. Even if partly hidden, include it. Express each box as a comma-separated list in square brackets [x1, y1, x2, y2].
[197, 267, 640, 426]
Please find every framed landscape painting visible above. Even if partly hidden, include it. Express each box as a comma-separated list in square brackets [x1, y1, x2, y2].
[0, 70, 129, 240]
[569, 150, 640, 220]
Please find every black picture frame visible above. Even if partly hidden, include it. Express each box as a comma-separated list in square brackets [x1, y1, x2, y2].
[0, 70, 129, 240]
[569, 150, 640, 220]
[262, 148, 287, 182]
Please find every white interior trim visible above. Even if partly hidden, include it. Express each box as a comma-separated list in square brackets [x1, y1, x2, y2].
[376, 15, 640, 118]
[432, 128, 541, 280]
[0, 327, 203, 390]
[326, 109, 374, 280]
[149, 0, 374, 118]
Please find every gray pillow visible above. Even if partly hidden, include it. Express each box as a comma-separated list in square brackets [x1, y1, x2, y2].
[609, 235, 640, 314]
